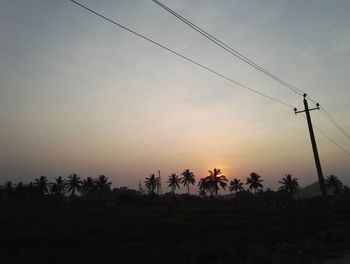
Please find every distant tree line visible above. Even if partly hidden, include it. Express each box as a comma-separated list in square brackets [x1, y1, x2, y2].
[0, 174, 115, 206]
[0, 169, 348, 207]
[142, 168, 348, 198]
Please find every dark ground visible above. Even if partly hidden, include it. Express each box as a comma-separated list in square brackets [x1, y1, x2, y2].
[1, 200, 350, 264]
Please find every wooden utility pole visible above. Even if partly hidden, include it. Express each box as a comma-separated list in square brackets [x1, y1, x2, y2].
[295, 94, 327, 197]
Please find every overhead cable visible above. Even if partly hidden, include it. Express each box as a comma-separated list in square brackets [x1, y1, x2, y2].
[69, 0, 294, 108]
[153, 0, 305, 97]
[301, 115, 350, 158]
[153, 0, 350, 143]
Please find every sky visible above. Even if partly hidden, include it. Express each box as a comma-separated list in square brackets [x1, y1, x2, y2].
[1, 0, 350, 192]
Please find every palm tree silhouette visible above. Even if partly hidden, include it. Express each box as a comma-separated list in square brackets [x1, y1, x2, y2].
[167, 173, 180, 194]
[198, 177, 210, 197]
[156, 171, 162, 195]
[144, 174, 160, 196]
[246, 172, 264, 193]
[26, 182, 39, 198]
[278, 174, 300, 195]
[15, 182, 26, 194]
[81, 177, 96, 196]
[3, 181, 14, 194]
[180, 169, 196, 195]
[95, 174, 112, 193]
[326, 175, 344, 195]
[13, 182, 27, 201]
[50, 176, 66, 197]
[1, 181, 14, 201]
[66, 173, 81, 197]
[34, 175, 49, 195]
[206, 168, 228, 197]
[229, 178, 244, 193]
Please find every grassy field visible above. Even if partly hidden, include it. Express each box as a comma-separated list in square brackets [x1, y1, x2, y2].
[1, 200, 350, 264]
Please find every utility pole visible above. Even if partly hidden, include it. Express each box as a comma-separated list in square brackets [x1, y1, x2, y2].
[295, 94, 327, 198]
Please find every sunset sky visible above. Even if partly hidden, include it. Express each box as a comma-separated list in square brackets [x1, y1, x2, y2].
[1, 0, 350, 191]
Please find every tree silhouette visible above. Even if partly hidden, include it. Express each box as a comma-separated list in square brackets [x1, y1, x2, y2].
[205, 168, 228, 198]
[81, 177, 96, 197]
[15, 182, 30, 202]
[229, 178, 244, 193]
[26, 182, 38, 198]
[278, 174, 300, 195]
[1, 181, 14, 202]
[198, 177, 210, 197]
[66, 173, 81, 197]
[50, 176, 66, 197]
[0, 185, 4, 201]
[34, 175, 49, 195]
[95, 174, 112, 193]
[15, 182, 25, 192]
[156, 171, 162, 195]
[167, 173, 180, 194]
[3, 181, 14, 194]
[344, 185, 350, 196]
[180, 169, 196, 195]
[144, 174, 160, 196]
[326, 175, 344, 195]
[246, 172, 264, 193]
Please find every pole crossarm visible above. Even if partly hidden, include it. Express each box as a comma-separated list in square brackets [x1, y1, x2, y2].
[294, 106, 319, 114]
[294, 94, 320, 114]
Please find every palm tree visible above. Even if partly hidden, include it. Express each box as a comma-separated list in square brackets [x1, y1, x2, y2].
[167, 173, 180, 194]
[81, 177, 96, 196]
[198, 177, 210, 197]
[95, 174, 112, 193]
[326, 175, 344, 195]
[26, 182, 38, 198]
[144, 174, 160, 196]
[0, 185, 4, 200]
[1, 181, 14, 200]
[180, 169, 196, 195]
[278, 174, 300, 195]
[156, 171, 162, 195]
[13, 182, 28, 200]
[3, 181, 14, 194]
[34, 175, 49, 195]
[246, 172, 264, 193]
[50, 176, 66, 197]
[14, 182, 26, 195]
[15, 182, 25, 191]
[229, 178, 244, 193]
[66, 173, 81, 197]
[206, 168, 228, 197]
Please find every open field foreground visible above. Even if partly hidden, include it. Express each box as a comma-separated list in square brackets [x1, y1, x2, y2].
[1, 200, 350, 264]
[323, 252, 350, 264]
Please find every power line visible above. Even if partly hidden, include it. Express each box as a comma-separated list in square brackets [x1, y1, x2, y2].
[320, 107, 350, 140]
[313, 123, 350, 158]
[69, 0, 350, 162]
[153, 0, 324, 109]
[301, 114, 350, 158]
[69, 0, 294, 108]
[153, 0, 304, 97]
[153, 0, 350, 145]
